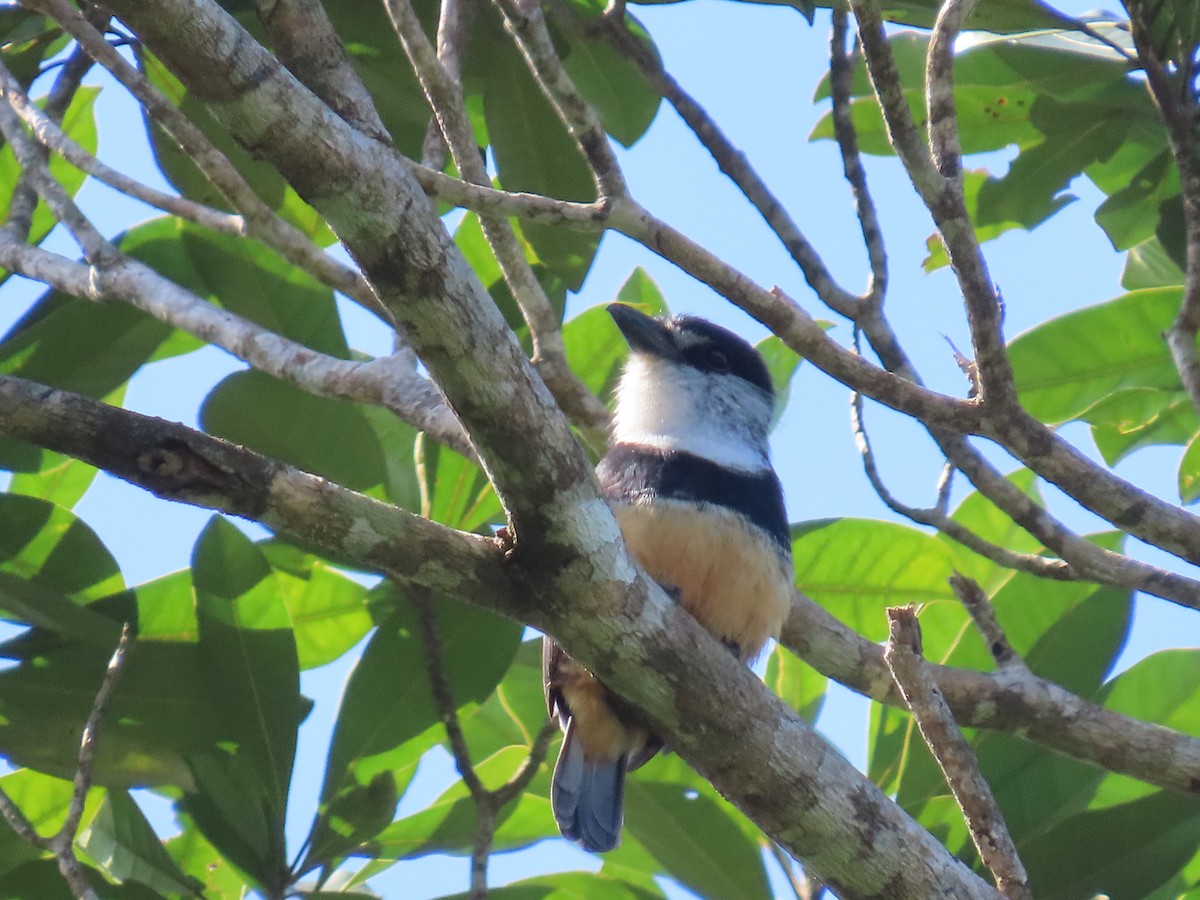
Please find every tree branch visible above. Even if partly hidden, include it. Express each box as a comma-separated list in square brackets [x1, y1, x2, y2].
[576, 2, 863, 315]
[254, 0, 391, 143]
[494, 0, 628, 199]
[384, 0, 609, 431]
[1127, 1, 1200, 416]
[884, 607, 1032, 900]
[29, 0, 391, 323]
[0, 624, 134, 900]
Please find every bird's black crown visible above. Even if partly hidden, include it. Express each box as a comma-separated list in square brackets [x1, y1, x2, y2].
[669, 316, 774, 399]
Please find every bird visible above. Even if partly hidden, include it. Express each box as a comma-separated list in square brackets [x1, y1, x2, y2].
[543, 303, 794, 853]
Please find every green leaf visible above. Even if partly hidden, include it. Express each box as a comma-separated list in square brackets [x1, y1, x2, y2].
[791, 518, 958, 641]
[1083, 388, 1198, 465]
[122, 217, 349, 357]
[437, 871, 655, 900]
[1123, 237, 1186, 290]
[201, 370, 387, 492]
[562, 271, 668, 400]
[459, 640, 549, 761]
[806, 0, 1092, 32]
[312, 588, 522, 863]
[373, 747, 555, 860]
[0, 11, 68, 89]
[1020, 790, 1200, 899]
[755, 333, 807, 426]
[191, 517, 301, 820]
[166, 815, 253, 900]
[0, 640, 209, 788]
[416, 435, 504, 532]
[78, 790, 202, 897]
[484, 41, 600, 290]
[1180, 430, 1200, 504]
[976, 94, 1138, 230]
[1009, 287, 1183, 424]
[1095, 149, 1180, 251]
[7, 448, 101, 510]
[763, 645, 824, 722]
[0, 493, 123, 602]
[938, 468, 1044, 592]
[138, 49, 335, 245]
[305, 771, 399, 869]
[554, 8, 660, 147]
[624, 780, 771, 900]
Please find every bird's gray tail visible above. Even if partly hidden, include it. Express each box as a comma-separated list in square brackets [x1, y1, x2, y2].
[551, 717, 626, 853]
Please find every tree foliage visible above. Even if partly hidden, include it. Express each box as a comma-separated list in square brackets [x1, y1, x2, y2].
[0, 0, 1199, 897]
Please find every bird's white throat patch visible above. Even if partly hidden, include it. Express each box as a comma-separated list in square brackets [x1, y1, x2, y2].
[612, 354, 773, 473]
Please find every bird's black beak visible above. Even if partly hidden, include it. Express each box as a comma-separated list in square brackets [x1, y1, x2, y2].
[608, 304, 682, 362]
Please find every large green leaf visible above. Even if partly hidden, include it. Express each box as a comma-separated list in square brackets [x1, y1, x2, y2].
[0, 493, 122, 603]
[483, 39, 600, 291]
[0, 87, 99, 279]
[200, 370, 387, 493]
[0, 637, 211, 788]
[1095, 149, 1180, 251]
[0, 11, 69, 89]
[562, 270, 668, 401]
[438, 871, 657, 900]
[554, 3, 660, 147]
[372, 747, 555, 860]
[416, 435, 504, 532]
[1082, 387, 1198, 466]
[764, 644, 824, 722]
[191, 517, 301, 826]
[937, 468, 1044, 592]
[459, 640, 550, 762]
[309, 587, 522, 869]
[121, 216, 349, 357]
[1009, 287, 1183, 424]
[166, 815, 253, 900]
[78, 790, 202, 898]
[1020, 790, 1200, 899]
[624, 780, 771, 900]
[138, 49, 335, 245]
[791, 518, 958, 641]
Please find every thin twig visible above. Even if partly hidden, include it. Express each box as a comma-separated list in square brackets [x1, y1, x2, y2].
[948, 574, 1026, 671]
[830, 7, 888, 311]
[848, 342, 1074, 582]
[493, 0, 628, 199]
[576, 2, 860, 314]
[883, 607, 1032, 900]
[0, 624, 133, 900]
[27, 0, 391, 322]
[1128, 1, 1200, 416]
[415, 594, 556, 899]
[926, 0, 978, 181]
[421, 0, 473, 169]
[384, 0, 609, 430]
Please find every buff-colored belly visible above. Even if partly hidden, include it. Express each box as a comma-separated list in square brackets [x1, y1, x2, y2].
[614, 501, 793, 662]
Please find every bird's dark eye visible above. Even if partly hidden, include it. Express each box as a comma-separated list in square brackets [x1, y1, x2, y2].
[706, 349, 730, 373]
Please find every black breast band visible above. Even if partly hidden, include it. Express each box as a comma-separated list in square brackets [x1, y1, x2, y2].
[596, 443, 790, 552]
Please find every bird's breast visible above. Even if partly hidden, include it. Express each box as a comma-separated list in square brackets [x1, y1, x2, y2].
[613, 500, 793, 662]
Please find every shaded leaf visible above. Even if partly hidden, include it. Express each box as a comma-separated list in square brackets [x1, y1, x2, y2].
[78, 790, 202, 897]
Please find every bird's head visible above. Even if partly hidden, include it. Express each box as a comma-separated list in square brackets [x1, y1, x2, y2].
[607, 303, 775, 472]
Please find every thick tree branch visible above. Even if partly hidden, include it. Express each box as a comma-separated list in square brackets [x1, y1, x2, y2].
[0, 91, 472, 455]
[254, 0, 391, 143]
[884, 608, 1032, 900]
[8, 374, 1200, 890]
